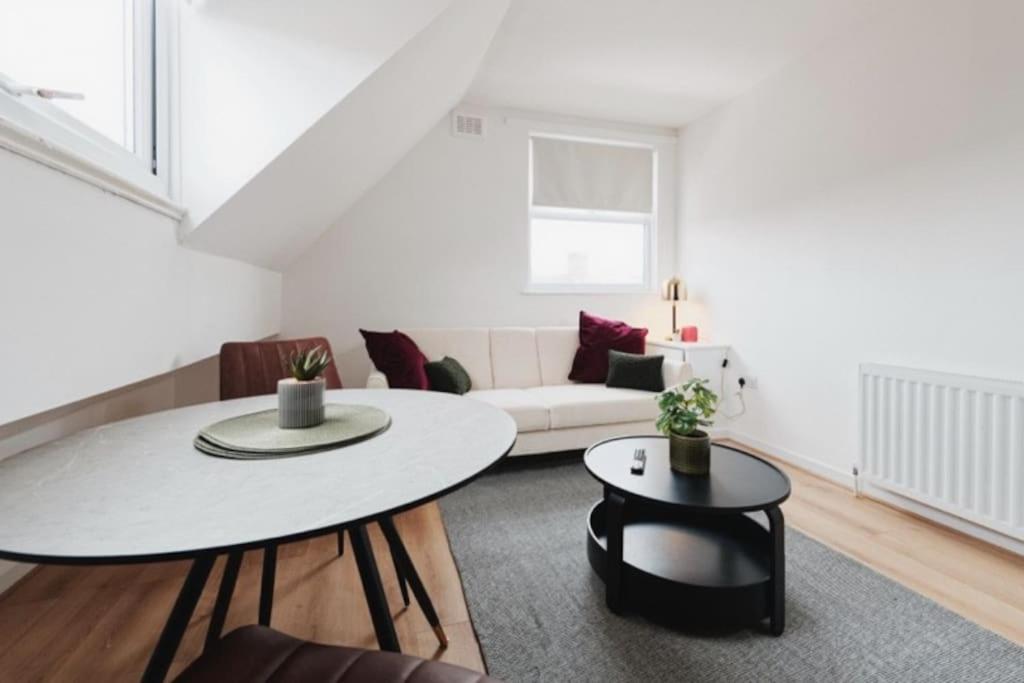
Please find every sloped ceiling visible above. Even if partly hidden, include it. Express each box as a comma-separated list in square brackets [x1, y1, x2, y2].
[467, 0, 886, 128]
[177, 0, 453, 228]
[181, 0, 510, 270]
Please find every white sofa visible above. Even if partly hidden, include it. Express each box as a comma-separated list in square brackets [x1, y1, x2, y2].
[366, 327, 692, 456]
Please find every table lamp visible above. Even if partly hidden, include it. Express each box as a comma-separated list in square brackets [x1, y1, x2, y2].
[661, 277, 687, 340]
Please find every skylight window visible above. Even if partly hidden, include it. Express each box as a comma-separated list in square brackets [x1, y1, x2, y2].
[0, 0, 168, 197]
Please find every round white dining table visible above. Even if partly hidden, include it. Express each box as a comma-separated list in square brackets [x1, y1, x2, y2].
[0, 389, 516, 682]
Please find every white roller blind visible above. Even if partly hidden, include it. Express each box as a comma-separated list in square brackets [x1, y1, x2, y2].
[531, 136, 653, 213]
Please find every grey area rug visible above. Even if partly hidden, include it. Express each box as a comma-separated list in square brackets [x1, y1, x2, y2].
[439, 460, 1024, 683]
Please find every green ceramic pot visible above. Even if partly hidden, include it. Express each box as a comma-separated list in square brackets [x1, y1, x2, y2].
[669, 429, 711, 476]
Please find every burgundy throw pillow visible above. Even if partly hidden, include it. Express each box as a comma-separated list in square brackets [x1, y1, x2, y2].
[569, 311, 648, 383]
[360, 329, 429, 390]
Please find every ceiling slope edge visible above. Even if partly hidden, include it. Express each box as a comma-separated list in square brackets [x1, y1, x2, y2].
[181, 0, 512, 271]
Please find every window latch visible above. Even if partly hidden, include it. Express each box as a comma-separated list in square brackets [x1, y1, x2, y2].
[0, 73, 84, 101]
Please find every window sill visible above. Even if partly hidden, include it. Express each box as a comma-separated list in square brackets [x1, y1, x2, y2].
[0, 115, 185, 221]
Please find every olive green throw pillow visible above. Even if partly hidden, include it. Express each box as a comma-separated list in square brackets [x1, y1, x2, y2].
[425, 356, 472, 395]
[605, 350, 664, 392]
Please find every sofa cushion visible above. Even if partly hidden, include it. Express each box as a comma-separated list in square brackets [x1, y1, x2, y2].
[606, 350, 664, 392]
[360, 329, 429, 390]
[490, 328, 542, 389]
[404, 328, 493, 390]
[526, 384, 660, 429]
[424, 356, 472, 394]
[535, 327, 578, 386]
[466, 389, 550, 433]
[569, 311, 648, 383]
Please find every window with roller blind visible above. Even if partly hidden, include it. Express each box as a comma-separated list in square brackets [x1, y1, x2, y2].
[528, 134, 656, 293]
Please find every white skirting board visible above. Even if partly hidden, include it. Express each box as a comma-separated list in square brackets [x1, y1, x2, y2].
[723, 429, 1024, 556]
[723, 429, 856, 489]
[860, 481, 1024, 556]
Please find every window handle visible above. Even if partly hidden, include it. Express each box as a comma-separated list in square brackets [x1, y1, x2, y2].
[0, 73, 83, 101]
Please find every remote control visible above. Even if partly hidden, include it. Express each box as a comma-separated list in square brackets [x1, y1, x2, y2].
[631, 448, 646, 475]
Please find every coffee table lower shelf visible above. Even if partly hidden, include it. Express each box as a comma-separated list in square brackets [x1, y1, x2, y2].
[587, 499, 781, 632]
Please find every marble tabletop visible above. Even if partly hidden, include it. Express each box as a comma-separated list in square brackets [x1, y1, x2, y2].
[0, 389, 517, 564]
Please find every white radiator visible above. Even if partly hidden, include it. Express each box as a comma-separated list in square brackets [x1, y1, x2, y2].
[859, 363, 1024, 542]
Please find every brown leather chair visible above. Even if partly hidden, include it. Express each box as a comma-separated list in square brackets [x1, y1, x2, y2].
[214, 339, 446, 652]
[175, 626, 498, 683]
[219, 338, 355, 628]
[220, 337, 343, 400]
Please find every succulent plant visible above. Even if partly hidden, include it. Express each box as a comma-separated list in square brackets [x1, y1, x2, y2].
[288, 345, 332, 382]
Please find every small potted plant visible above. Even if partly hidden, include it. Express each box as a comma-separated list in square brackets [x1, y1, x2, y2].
[656, 378, 719, 476]
[278, 346, 332, 429]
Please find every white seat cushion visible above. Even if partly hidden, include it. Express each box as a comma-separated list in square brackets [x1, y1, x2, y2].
[466, 389, 550, 433]
[490, 328, 542, 389]
[535, 327, 578, 386]
[526, 384, 660, 429]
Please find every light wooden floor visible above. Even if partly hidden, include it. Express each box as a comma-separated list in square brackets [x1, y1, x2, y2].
[0, 447, 1021, 682]
[727, 441, 1024, 648]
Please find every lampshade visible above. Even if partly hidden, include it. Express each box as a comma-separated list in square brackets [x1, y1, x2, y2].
[661, 277, 687, 302]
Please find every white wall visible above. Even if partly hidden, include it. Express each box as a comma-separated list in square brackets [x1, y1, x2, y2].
[0, 354, 222, 593]
[283, 108, 678, 385]
[0, 148, 280, 426]
[678, 0, 1024, 479]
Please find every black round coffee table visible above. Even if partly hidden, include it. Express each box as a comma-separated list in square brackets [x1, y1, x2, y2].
[584, 436, 791, 635]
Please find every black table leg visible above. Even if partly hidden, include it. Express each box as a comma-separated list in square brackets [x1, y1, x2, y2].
[767, 506, 785, 636]
[339, 522, 406, 602]
[204, 550, 243, 652]
[605, 490, 626, 613]
[350, 525, 401, 652]
[379, 517, 447, 647]
[259, 543, 277, 626]
[385, 532, 411, 609]
[141, 553, 216, 683]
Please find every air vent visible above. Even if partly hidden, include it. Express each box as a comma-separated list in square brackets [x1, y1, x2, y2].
[451, 111, 485, 139]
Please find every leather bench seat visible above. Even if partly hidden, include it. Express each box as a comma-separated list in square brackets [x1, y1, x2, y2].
[175, 626, 498, 683]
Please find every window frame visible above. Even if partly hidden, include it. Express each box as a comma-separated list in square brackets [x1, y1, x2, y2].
[0, 0, 181, 216]
[525, 133, 658, 295]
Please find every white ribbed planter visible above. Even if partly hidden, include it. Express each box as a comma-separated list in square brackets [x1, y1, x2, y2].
[277, 378, 326, 429]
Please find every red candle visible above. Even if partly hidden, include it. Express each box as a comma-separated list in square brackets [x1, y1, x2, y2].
[681, 326, 699, 342]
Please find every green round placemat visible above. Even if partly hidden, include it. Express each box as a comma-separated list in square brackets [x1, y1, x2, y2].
[195, 403, 391, 458]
